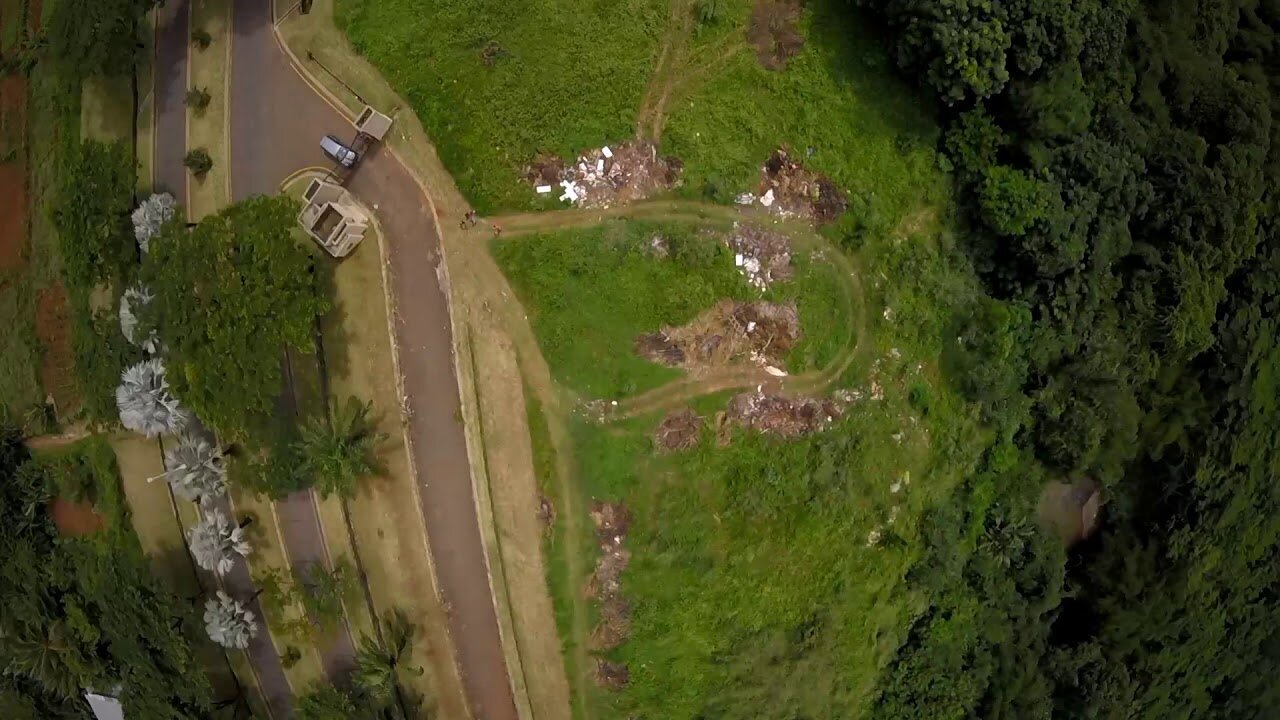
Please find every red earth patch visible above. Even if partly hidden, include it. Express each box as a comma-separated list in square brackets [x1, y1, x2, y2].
[0, 73, 29, 274]
[36, 283, 80, 417]
[49, 498, 106, 537]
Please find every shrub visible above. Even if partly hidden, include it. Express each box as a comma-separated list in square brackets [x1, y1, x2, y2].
[190, 28, 212, 50]
[183, 148, 213, 177]
[184, 87, 211, 113]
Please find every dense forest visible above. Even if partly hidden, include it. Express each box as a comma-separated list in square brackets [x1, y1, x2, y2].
[854, 0, 1280, 716]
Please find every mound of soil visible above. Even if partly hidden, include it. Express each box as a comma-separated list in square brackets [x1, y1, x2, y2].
[36, 283, 79, 418]
[727, 391, 844, 438]
[748, 0, 806, 71]
[48, 498, 106, 537]
[594, 658, 630, 691]
[587, 501, 633, 656]
[537, 493, 556, 531]
[759, 147, 848, 223]
[726, 223, 794, 290]
[634, 299, 801, 372]
[530, 140, 682, 209]
[654, 408, 703, 453]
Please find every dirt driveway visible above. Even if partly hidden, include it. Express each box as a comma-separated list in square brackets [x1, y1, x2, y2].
[228, 2, 518, 718]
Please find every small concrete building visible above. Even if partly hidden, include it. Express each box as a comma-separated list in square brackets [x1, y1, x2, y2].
[298, 178, 369, 258]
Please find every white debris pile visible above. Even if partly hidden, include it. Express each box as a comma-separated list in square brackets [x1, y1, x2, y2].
[549, 141, 682, 209]
[724, 223, 794, 290]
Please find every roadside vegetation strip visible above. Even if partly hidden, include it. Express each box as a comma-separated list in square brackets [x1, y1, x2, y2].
[136, 7, 158, 192]
[186, 0, 232, 218]
[79, 75, 133, 142]
[111, 434, 265, 714]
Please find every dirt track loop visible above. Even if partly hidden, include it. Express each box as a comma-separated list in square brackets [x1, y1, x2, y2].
[228, 1, 518, 718]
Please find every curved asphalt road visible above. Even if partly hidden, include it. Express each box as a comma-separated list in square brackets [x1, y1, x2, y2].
[229, 2, 519, 719]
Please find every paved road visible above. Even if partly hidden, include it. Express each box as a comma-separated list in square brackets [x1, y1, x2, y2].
[153, 0, 189, 199]
[228, 2, 518, 718]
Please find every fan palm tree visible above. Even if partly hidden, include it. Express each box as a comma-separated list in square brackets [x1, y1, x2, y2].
[296, 398, 384, 499]
[115, 359, 188, 437]
[131, 192, 177, 253]
[164, 435, 227, 503]
[118, 285, 159, 354]
[187, 509, 251, 575]
[354, 609, 422, 716]
[203, 592, 258, 650]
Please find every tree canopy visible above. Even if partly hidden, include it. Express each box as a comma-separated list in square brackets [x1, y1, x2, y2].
[143, 195, 330, 442]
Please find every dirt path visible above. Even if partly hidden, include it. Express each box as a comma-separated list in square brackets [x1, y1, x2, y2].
[634, 0, 695, 142]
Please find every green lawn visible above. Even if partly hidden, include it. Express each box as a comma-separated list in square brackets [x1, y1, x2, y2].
[492, 218, 849, 400]
[337, 0, 667, 214]
[663, 0, 948, 235]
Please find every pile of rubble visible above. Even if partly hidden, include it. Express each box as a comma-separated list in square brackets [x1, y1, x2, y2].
[633, 299, 801, 373]
[724, 223, 794, 290]
[528, 141, 682, 209]
[736, 147, 847, 223]
[587, 500, 633, 679]
[726, 391, 846, 438]
[653, 408, 703, 453]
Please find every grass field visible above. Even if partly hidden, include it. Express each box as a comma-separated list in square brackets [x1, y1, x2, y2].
[492, 218, 850, 400]
[336, 0, 668, 214]
[80, 74, 133, 142]
[663, 1, 948, 234]
[0, 0, 23, 50]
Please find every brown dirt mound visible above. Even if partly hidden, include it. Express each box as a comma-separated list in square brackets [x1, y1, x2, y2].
[726, 223, 793, 290]
[0, 73, 29, 273]
[593, 658, 630, 691]
[36, 284, 79, 418]
[49, 498, 106, 537]
[654, 408, 703, 453]
[634, 299, 801, 372]
[748, 0, 806, 71]
[531, 140, 682, 209]
[537, 493, 556, 531]
[726, 391, 843, 438]
[760, 147, 848, 223]
[586, 501, 633, 656]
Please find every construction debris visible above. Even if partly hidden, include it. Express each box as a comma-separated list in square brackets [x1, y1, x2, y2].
[527, 141, 682, 209]
[726, 391, 845, 438]
[587, 501, 633, 660]
[634, 300, 801, 372]
[738, 147, 847, 223]
[594, 658, 630, 691]
[725, 223, 794, 290]
[654, 408, 703, 453]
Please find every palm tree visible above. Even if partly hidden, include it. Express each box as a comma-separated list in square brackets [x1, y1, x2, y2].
[296, 398, 384, 499]
[354, 609, 422, 716]
[187, 508, 251, 575]
[131, 192, 177, 253]
[203, 592, 258, 650]
[165, 435, 227, 503]
[119, 284, 159, 353]
[115, 359, 188, 437]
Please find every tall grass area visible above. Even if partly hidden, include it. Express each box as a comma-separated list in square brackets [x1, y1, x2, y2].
[492, 218, 849, 400]
[336, 0, 667, 214]
[533, 224, 989, 718]
[665, 0, 948, 234]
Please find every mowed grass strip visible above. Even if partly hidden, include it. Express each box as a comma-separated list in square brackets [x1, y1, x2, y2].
[187, 0, 230, 218]
[336, 0, 668, 213]
[492, 218, 849, 400]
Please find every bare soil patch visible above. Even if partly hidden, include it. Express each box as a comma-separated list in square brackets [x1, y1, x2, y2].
[0, 73, 29, 273]
[757, 146, 848, 223]
[748, 0, 806, 71]
[529, 140, 682, 209]
[593, 658, 629, 691]
[726, 391, 844, 438]
[36, 283, 79, 417]
[634, 299, 801, 372]
[725, 223, 793, 290]
[49, 498, 106, 537]
[653, 407, 702, 453]
[586, 501, 632, 662]
[1038, 478, 1103, 546]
